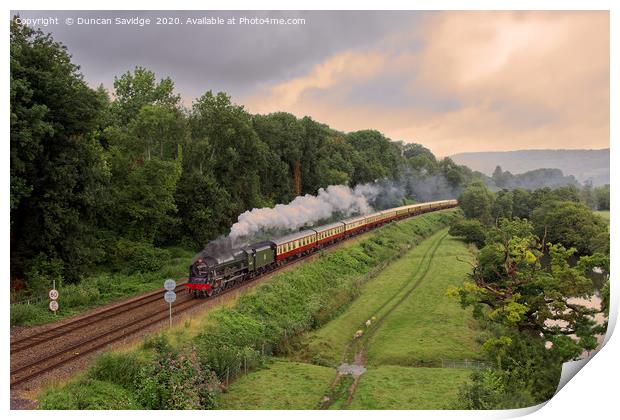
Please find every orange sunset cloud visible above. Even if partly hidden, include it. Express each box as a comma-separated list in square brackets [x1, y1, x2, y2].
[242, 11, 609, 156]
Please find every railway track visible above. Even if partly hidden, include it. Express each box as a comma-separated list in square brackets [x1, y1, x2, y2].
[9, 239, 335, 387]
[10, 208, 454, 388]
[10, 282, 188, 354]
[10, 294, 200, 387]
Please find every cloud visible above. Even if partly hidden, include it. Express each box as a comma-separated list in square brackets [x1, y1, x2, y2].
[13, 11, 608, 156]
[242, 11, 609, 156]
[12, 10, 415, 104]
[247, 49, 388, 112]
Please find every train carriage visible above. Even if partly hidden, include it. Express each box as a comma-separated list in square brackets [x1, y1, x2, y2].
[273, 229, 317, 262]
[364, 212, 384, 228]
[342, 215, 367, 237]
[408, 203, 424, 215]
[380, 208, 397, 223]
[393, 205, 411, 220]
[313, 222, 346, 246]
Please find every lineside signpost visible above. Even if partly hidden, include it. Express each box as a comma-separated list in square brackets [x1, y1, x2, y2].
[49, 285, 59, 315]
[164, 279, 176, 327]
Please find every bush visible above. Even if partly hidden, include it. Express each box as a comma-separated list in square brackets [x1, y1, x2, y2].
[449, 219, 486, 248]
[24, 254, 64, 292]
[135, 348, 221, 409]
[10, 303, 49, 326]
[110, 239, 171, 273]
[39, 378, 141, 409]
[141, 333, 173, 353]
[61, 282, 101, 307]
[88, 352, 145, 391]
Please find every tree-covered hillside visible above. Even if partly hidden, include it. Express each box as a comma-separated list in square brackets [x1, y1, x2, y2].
[452, 149, 610, 186]
[10, 22, 479, 290]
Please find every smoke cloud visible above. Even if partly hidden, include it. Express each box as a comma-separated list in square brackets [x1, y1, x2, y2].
[229, 184, 380, 240]
[398, 167, 462, 203]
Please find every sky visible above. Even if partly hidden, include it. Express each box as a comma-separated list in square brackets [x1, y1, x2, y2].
[11, 10, 610, 156]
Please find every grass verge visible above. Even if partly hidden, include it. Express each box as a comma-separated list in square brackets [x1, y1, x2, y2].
[348, 366, 471, 409]
[218, 359, 335, 409]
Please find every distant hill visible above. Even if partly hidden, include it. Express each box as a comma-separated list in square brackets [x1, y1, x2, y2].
[451, 149, 609, 186]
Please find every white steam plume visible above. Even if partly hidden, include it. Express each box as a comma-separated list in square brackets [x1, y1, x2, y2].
[229, 184, 380, 240]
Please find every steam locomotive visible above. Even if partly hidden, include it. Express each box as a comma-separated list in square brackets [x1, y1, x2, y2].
[186, 199, 458, 297]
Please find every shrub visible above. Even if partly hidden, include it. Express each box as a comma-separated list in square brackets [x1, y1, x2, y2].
[110, 239, 171, 273]
[449, 219, 486, 248]
[141, 333, 173, 353]
[88, 352, 145, 391]
[10, 303, 48, 326]
[39, 378, 141, 409]
[135, 348, 221, 409]
[24, 254, 64, 292]
[61, 282, 101, 307]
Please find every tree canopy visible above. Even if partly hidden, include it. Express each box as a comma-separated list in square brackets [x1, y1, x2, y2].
[10, 21, 481, 288]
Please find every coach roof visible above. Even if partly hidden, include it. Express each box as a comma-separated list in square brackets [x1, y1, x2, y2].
[272, 229, 317, 245]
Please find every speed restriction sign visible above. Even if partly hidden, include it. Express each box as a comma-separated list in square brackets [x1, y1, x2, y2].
[49, 300, 59, 312]
[164, 291, 177, 303]
[49, 289, 59, 300]
[164, 279, 176, 291]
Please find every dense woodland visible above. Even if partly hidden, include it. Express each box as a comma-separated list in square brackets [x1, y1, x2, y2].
[10, 21, 480, 289]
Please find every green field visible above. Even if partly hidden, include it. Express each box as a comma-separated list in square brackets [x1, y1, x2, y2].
[296, 230, 480, 368]
[295, 230, 446, 366]
[219, 228, 481, 409]
[366, 235, 481, 366]
[219, 359, 335, 409]
[348, 366, 471, 409]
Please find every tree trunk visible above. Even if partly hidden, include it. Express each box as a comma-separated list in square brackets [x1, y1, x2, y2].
[294, 160, 301, 196]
